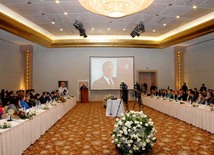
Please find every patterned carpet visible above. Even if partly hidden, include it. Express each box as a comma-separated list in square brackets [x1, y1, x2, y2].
[23, 102, 214, 155]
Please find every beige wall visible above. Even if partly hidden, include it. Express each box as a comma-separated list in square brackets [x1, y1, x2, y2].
[0, 40, 24, 91]
[33, 45, 175, 101]
[184, 38, 214, 90]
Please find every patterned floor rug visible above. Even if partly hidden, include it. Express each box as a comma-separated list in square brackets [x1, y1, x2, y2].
[23, 102, 214, 155]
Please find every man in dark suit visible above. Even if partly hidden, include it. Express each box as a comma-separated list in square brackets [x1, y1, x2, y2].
[92, 61, 118, 89]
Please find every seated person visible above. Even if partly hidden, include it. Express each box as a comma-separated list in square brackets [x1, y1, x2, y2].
[204, 91, 213, 105]
[166, 89, 173, 99]
[0, 105, 3, 119]
[7, 96, 21, 112]
[25, 94, 34, 107]
[34, 93, 41, 106]
[20, 94, 30, 109]
[40, 92, 47, 104]
[197, 93, 205, 104]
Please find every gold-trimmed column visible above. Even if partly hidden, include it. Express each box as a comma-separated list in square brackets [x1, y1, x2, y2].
[174, 46, 185, 90]
[21, 45, 33, 90]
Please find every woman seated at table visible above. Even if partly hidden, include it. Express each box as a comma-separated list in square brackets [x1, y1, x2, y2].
[34, 93, 41, 107]
[197, 93, 205, 104]
[25, 94, 34, 107]
[166, 89, 173, 99]
[172, 90, 178, 100]
[20, 94, 30, 109]
[205, 91, 214, 105]
[7, 96, 21, 112]
[0, 105, 3, 119]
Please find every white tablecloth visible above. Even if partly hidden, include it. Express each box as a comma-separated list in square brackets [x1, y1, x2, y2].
[143, 96, 214, 133]
[106, 99, 124, 117]
[0, 97, 76, 155]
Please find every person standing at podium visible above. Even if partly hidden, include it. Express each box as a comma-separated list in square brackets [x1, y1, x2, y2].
[80, 84, 88, 103]
[80, 84, 87, 90]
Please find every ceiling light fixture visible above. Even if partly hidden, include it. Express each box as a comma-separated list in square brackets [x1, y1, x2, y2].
[193, 5, 197, 9]
[78, 0, 154, 18]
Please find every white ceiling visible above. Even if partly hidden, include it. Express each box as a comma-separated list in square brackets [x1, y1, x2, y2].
[1, 0, 214, 37]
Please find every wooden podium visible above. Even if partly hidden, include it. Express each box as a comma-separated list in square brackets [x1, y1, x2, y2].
[80, 88, 89, 103]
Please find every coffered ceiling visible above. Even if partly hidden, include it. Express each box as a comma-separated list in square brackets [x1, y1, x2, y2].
[0, 0, 214, 48]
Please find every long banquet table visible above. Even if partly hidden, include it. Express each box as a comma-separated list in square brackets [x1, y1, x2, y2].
[143, 96, 214, 134]
[0, 97, 76, 155]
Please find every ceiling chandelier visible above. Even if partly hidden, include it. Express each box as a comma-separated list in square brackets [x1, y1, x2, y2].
[79, 0, 154, 18]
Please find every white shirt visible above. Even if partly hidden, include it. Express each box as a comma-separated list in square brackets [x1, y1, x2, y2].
[103, 76, 114, 86]
[58, 86, 69, 95]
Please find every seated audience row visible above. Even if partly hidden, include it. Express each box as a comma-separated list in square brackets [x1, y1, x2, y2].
[0, 89, 62, 119]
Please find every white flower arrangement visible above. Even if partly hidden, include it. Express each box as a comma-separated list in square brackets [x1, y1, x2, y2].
[51, 102, 57, 106]
[0, 121, 12, 129]
[111, 111, 156, 154]
[192, 102, 199, 107]
[26, 110, 37, 118]
[103, 94, 115, 107]
[14, 109, 36, 119]
[41, 104, 49, 110]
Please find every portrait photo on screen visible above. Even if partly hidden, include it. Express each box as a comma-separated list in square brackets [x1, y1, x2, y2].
[90, 56, 134, 90]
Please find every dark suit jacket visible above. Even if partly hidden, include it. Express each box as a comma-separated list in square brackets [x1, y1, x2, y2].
[92, 76, 118, 89]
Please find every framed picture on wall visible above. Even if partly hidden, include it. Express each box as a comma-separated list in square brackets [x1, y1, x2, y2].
[58, 81, 69, 90]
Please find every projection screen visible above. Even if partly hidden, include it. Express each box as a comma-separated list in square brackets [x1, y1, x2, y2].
[90, 56, 134, 90]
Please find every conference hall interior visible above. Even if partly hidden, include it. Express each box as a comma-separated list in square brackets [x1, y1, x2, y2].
[0, 0, 214, 155]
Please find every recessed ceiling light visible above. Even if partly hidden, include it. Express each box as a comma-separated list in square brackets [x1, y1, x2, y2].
[52, 21, 55, 24]
[92, 28, 95, 30]
[107, 28, 110, 31]
[56, 0, 60, 4]
[163, 23, 166, 26]
[193, 5, 197, 9]
[123, 28, 126, 31]
[64, 12, 68, 15]
[176, 16, 180, 19]
[153, 30, 156, 32]
[60, 29, 63, 31]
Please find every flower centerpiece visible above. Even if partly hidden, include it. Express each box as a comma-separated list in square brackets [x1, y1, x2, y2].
[51, 101, 57, 106]
[111, 111, 157, 155]
[0, 121, 12, 129]
[192, 102, 199, 107]
[41, 104, 49, 110]
[56, 96, 66, 103]
[103, 94, 115, 107]
[14, 109, 36, 119]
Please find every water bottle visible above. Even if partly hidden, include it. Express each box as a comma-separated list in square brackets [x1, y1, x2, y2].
[7, 113, 12, 121]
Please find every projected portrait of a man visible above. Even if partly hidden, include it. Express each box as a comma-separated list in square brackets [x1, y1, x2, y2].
[92, 61, 118, 89]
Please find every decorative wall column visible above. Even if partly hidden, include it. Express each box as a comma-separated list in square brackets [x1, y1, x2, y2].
[21, 45, 33, 90]
[174, 46, 185, 90]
